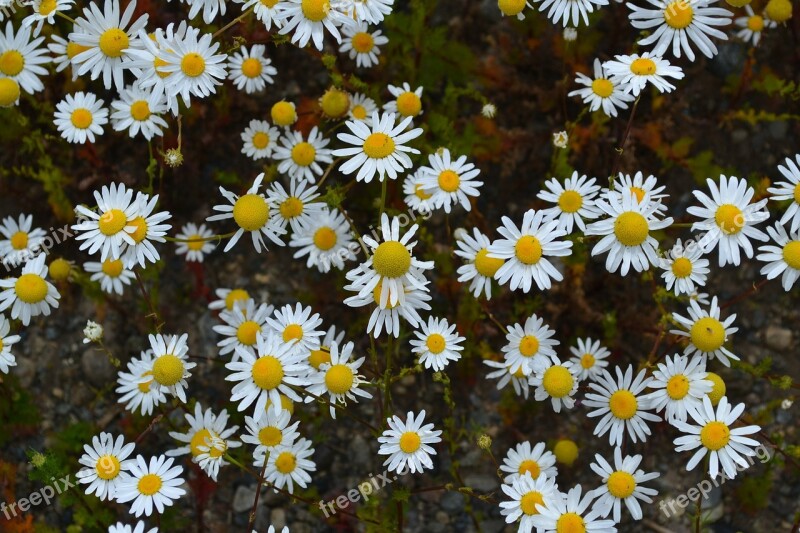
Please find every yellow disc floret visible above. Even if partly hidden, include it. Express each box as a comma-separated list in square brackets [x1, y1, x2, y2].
[180, 52, 206, 77]
[425, 333, 446, 354]
[38, 0, 57, 15]
[351, 32, 375, 53]
[252, 131, 270, 149]
[98, 209, 128, 236]
[15, 274, 48, 304]
[765, 0, 792, 22]
[474, 248, 504, 277]
[152, 354, 184, 386]
[271, 101, 297, 126]
[614, 212, 649, 246]
[241, 57, 262, 78]
[607, 470, 636, 498]
[372, 241, 411, 278]
[10, 231, 28, 250]
[95, 455, 121, 480]
[0, 50, 23, 77]
[542, 365, 574, 398]
[70, 108, 93, 129]
[363, 133, 395, 159]
[700, 421, 731, 450]
[518, 459, 541, 479]
[715, 204, 745, 234]
[747, 15, 765, 31]
[558, 190, 583, 213]
[396, 92, 422, 117]
[399, 431, 421, 453]
[672, 257, 693, 278]
[233, 194, 270, 231]
[127, 216, 148, 244]
[556, 512, 586, 533]
[553, 439, 578, 466]
[514, 235, 543, 265]
[291, 142, 317, 166]
[664, 0, 694, 29]
[609, 390, 638, 419]
[580, 353, 595, 369]
[320, 87, 350, 118]
[325, 364, 354, 394]
[630, 58, 657, 76]
[279, 197, 303, 219]
[498, 0, 527, 16]
[275, 451, 296, 473]
[309, 347, 332, 369]
[666, 374, 690, 400]
[130, 101, 151, 121]
[520, 490, 544, 515]
[705, 372, 726, 405]
[282, 324, 303, 342]
[48, 258, 72, 281]
[252, 356, 284, 390]
[237, 321, 261, 346]
[137, 473, 162, 495]
[101, 259, 124, 277]
[782, 241, 800, 270]
[98, 28, 129, 58]
[259, 426, 283, 447]
[591, 79, 614, 98]
[313, 227, 338, 250]
[519, 335, 540, 357]
[689, 316, 726, 353]
[438, 170, 460, 193]
[301, 0, 330, 21]
[0, 78, 20, 107]
[225, 289, 249, 310]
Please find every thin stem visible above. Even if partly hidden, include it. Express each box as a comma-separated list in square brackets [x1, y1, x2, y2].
[134, 270, 163, 333]
[247, 459, 269, 531]
[289, 385, 379, 433]
[610, 95, 641, 185]
[164, 231, 237, 244]
[56, 11, 77, 24]
[212, 7, 254, 38]
[317, 157, 342, 187]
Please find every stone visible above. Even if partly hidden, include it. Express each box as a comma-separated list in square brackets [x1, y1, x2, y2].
[232, 484, 258, 513]
[764, 326, 792, 351]
[81, 349, 115, 387]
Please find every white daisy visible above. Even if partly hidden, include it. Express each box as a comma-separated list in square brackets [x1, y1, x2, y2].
[530, 484, 618, 532]
[568, 59, 635, 118]
[0, 253, 60, 326]
[660, 238, 710, 296]
[646, 353, 713, 423]
[110, 84, 169, 140]
[0, 20, 51, 94]
[671, 295, 739, 367]
[121, 192, 172, 269]
[228, 44, 277, 93]
[184, 0, 227, 24]
[409, 316, 465, 372]
[378, 409, 442, 474]
[213, 298, 274, 359]
[488, 209, 573, 292]
[498, 0, 533, 20]
[484, 358, 531, 399]
[166, 403, 241, 481]
[337, 0, 394, 24]
[276, 0, 351, 51]
[735, 5, 775, 45]
[417, 149, 483, 213]
[590, 446, 660, 522]
[241, 119, 281, 160]
[602, 52, 684, 96]
[306, 341, 371, 418]
[266, 178, 325, 232]
[289, 208, 357, 272]
[22, 0, 75, 36]
[383, 82, 423, 119]
[499, 472, 559, 531]
[538, 171, 602, 233]
[348, 92, 378, 126]
[605, 170, 669, 213]
[0, 75, 19, 108]
[47, 34, 88, 80]
[530, 356, 580, 412]
[53, 91, 109, 144]
[208, 287, 251, 312]
[107, 522, 157, 533]
[672, 395, 762, 479]
[0, 214, 46, 266]
[84, 259, 135, 295]
[273, 126, 333, 184]
[174, 222, 216, 262]
[76, 432, 136, 501]
[267, 302, 324, 352]
[339, 22, 388, 68]
[501, 313, 559, 375]
[306, 325, 345, 370]
[115, 350, 167, 416]
[144, 333, 196, 403]
[568, 337, 610, 382]
[241, 409, 300, 462]
[402, 169, 435, 213]
[757, 222, 800, 291]
[264, 437, 316, 493]
[767, 153, 800, 233]
[115, 455, 186, 517]
[584, 365, 660, 446]
[533, 0, 609, 26]
[72, 184, 140, 262]
[0, 314, 21, 374]
[499, 441, 558, 484]
[239, 0, 283, 29]
[454, 227, 504, 299]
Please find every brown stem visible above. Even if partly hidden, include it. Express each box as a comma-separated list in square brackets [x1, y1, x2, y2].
[609, 95, 641, 183]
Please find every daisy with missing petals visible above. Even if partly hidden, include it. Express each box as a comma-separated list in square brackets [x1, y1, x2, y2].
[69, 0, 148, 91]
[115, 455, 185, 517]
[378, 410, 442, 474]
[84, 259, 135, 295]
[660, 239, 710, 296]
[241, 119, 281, 160]
[628, 0, 732, 61]
[767, 154, 800, 233]
[290, 208, 357, 273]
[485, 359, 531, 399]
[603, 52, 684, 96]
[646, 354, 713, 423]
[264, 437, 316, 493]
[273, 127, 333, 184]
[568, 337, 610, 382]
[306, 341, 371, 418]
[207, 173, 287, 253]
[226, 331, 310, 415]
[534, 0, 609, 27]
[306, 325, 345, 370]
[76, 432, 135, 501]
[213, 299, 274, 358]
[239, 0, 283, 29]
[0, 315, 20, 374]
[673, 395, 761, 479]
[339, 22, 388, 68]
[348, 92, 378, 125]
[538, 171, 602, 233]
[23, 0, 75, 35]
[757, 222, 800, 291]
[145, 333, 196, 403]
[418, 149, 484, 213]
[0, 21, 51, 94]
[47, 34, 85, 80]
[584, 365, 660, 446]
[569, 59, 635, 118]
[276, 0, 351, 51]
[501, 314, 558, 375]
[590, 447, 660, 522]
[383, 82, 424, 119]
[209, 287, 251, 312]
[605, 171, 669, 213]
[340, 0, 394, 24]
[403, 169, 435, 213]
[585, 190, 673, 276]
[530, 356, 580, 412]
[499, 441, 558, 484]
[174, 223, 216, 262]
[266, 179, 324, 232]
[454, 228, 504, 299]
[122, 193, 172, 269]
[671, 296, 739, 366]
[333, 111, 424, 183]
[499, 472, 559, 531]
[108, 522, 157, 533]
[735, 5, 775, 46]
[409, 316, 465, 372]
[53, 92, 109, 144]
[498, 0, 533, 20]
[167, 403, 241, 481]
[488, 209, 573, 292]
[530, 485, 618, 533]
[228, 44, 277, 93]
[0, 254, 60, 326]
[0, 214, 46, 265]
[242, 409, 300, 462]
[110, 84, 169, 140]
[115, 350, 167, 416]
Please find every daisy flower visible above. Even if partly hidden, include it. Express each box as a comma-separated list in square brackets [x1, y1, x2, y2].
[145, 333, 196, 403]
[84, 259, 135, 295]
[488, 209, 573, 292]
[403, 169, 435, 213]
[47, 34, 89, 80]
[348, 92, 378, 125]
[339, 22, 388, 68]
[276, 0, 351, 51]
[767, 153, 800, 233]
[454, 228, 504, 299]
[76, 432, 136, 501]
[264, 437, 316, 493]
[0, 253, 60, 326]
[338, 0, 394, 24]
[585, 190, 673, 276]
[121, 192, 172, 269]
[266, 179, 324, 232]
[568, 337, 610, 382]
[603, 52, 684, 96]
[208, 287, 251, 312]
[589, 447, 660, 522]
[499, 472, 559, 530]
[757, 222, 800, 291]
[409, 316, 465, 372]
[605, 171, 669, 213]
[584, 365, 660, 446]
[273, 127, 333, 184]
[184, 0, 227, 23]
[289, 208, 357, 272]
[499, 441, 558, 484]
[0, 21, 51, 94]
[271, 99, 297, 127]
[228, 44, 277, 93]
[22, 0, 75, 36]
[267, 302, 324, 352]
[226, 331, 310, 415]
[568, 59, 636, 118]
[378, 410, 442, 474]
[383, 82, 423, 119]
[417, 149, 484, 213]
[660, 239, 710, 296]
[306, 341, 371, 418]
[735, 5, 775, 45]
[115, 455, 186, 517]
[174, 222, 216, 262]
[306, 325, 345, 370]
[498, 0, 533, 20]
[110, 84, 169, 140]
[206, 173, 287, 253]
[239, 0, 283, 29]
[538, 171, 602, 233]
[673, 395, 761, 479]
[69, 0, 148, 91]
[333, 111, 424, 183]
[530, 356, 580, 412]
[108, 522, 157, 533]
[533, 0, 609, 26]
[0, 314, 20, 374]
[241, 119, 281, 160]
[645, 353, 713, 423]
[115, 350, 167, 416]
[671, 296, 739, 367]
[628, 0, 732, 61]
[0, 75, 20, 108]
[213, 298, 274, 358]
[501, 314, 559, 375]
[166, 403, 241, 481]
[241, 409, 300, 462]
[530, 484, 618, 532]
[484, 359, 531, 399]
[0, 214, 46, 266]
[53, 91, 109, 144]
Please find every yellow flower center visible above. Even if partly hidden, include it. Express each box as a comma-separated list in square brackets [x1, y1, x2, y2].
[399, 431, 421, 453]
[137, 371, 153, 393]
[580, 353, 595, 369]
[747, 15, 764, 31]
[514, 235, 542, 265]
[519, 335, 540, 357]
[275, 451, 296, 473]
[352, 32, 375, 53]
[252, 356, 284, 390]
[291, 142, 316, 166]
[152, 354, 184, 386]
[666, 374, 690, 400]
[474, 248, 504, 277]
[700, 421, 731, 451]
[320, 88, 349, 118]
[181, 52, 206, 77]
[70, 108, 93, 129]
[15, 274, 48, 303]
[325, 364, 354, 394]
[190, 428, 221, 457]
[715, 204, 745, 234]
[261, 0, 279, 5]
[672, 257, 693, 278]
[438, 170, 461, 193]
[271, 101, 296, 126]
[520, 490, 544, 515]
[396, 92, 422, 117]
[542, 365, 574, 398]
[278, 198, 303, 220]
[706, 372, 726, 405]
[558, 190, 583, 213]
[0, 50, 24, 76]
[66, 42, 91, 60]
[48, 258, 71, 281]
[187, 235, 205, 251]
[130, 100, 151, 121]
[425, 333, 446, 354]
[237, 321, 261, 346]
[414, 184, 432, 200]
[10, 231, 28, 250]
[225, 289, 249, 310]
[782, 241, 800, 270]
[556, 512, 586, 533]
[241, 57, 262, 78]
[127, 216, 148, 244]
[630, 58, 657, 76]
[518, 459, 541, 479]
[614, 211, 649, 246]
[363, 133, 396, 159]
[609, 390, 638, 420]
[765, 0, 792, 23]
[351, 104, 367, 120]
[137, 474, 162, 496]
[98, 209, 127, 236]
[309, 347, 332, 369]
[0, 78, 20, 107]
[267, 394, 294, 415]
[153, 56, 171, 79]
[282, 324, 304, 342]
[607, 470, 636, 498]
[259, 426, 283, 447]
[372, 283, 399, 309]
[690, 316, 726, 353]
[498, 0, 527, 15]
[629, 186, 646, 203]
[553, 439, 578, 466]
[373, 241, 411, 278]
[301, 0, 330, 21]
[252, 131, 270, 150]
[38, 0, 57, 15]
[233, 194, 270, 231]
[794, 183, 800, 205]
[101, 259, 124, 277]
[98, 28, 129, 58]
[664, 0, 693, 28]
[95, 455, 121, 480]
[313, 227, 338, 250]
[591, 78, 614, 98]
